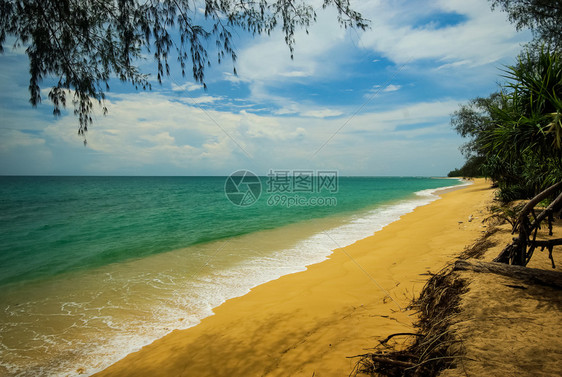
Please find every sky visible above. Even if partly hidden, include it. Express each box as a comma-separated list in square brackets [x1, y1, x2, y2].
[0, 0, 532, 176]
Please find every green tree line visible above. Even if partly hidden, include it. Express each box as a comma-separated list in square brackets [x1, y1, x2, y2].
[449, 0, 562, 202]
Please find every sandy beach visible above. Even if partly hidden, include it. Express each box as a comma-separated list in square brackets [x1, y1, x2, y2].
[93, 179, 495, 377]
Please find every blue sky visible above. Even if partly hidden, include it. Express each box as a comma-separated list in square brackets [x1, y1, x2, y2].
[0, 0, 531, 176]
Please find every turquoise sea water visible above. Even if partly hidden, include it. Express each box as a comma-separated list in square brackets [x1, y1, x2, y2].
[0, 176, 464, 376]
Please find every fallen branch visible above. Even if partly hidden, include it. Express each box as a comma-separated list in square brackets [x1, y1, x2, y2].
[531, 191, 562, 230]
[495, 181, 562, 266]
[513, 181, 562, 231]
[379, 333, 422, 346]
[453, 259, 562, 289]
[533, 239, 562, 248]
[369, 356, 416, 368]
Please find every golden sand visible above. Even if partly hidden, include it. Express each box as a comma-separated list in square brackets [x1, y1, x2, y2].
[440, 208, 562, 377]
[94, 179, 495, 377]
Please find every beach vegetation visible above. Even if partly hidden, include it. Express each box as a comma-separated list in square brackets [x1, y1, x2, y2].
[489, 0, 562, 51]
[451, 47, 562, 266]
[0, 0, 367, 138]
[487, 201, 526, 227]
[450, 47, 562, 202]
[446, 155, 486, 178]
[450, 0, 562, 200]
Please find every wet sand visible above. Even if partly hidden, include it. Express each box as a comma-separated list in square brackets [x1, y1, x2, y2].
[94, 179, 494, 377]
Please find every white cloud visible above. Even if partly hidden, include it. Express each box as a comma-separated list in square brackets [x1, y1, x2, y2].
[226, 0, 530, 118]
[222, 72, 247, 84]
[179, 95, 224, 105]
[364, 84, 403, 99]
[383, 84, 401, 93]
[301, 109, 343, 118]
[358, 0, 529, 67]
[0, 129, 54, 174]
[19, 89, 462, 175]
[280, 71, 313, 78]
[140, 131, 176, 146]
[171, 82, 203, 92]
[0, 130, 46, 152]
[0, 0, 531, 176]
[230, 6, 355, 104]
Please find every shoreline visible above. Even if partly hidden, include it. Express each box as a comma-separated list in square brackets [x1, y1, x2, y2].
[93, 178, 494, 377]
[0, 178, 465, 377]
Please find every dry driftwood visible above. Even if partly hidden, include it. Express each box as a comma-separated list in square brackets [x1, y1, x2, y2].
[495, 181, 562, 266]
[453, 259, 562, 289]
[513, 181, 562, 230]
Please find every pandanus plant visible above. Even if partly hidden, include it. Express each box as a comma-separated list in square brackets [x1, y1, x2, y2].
[482, 48, 562, 200]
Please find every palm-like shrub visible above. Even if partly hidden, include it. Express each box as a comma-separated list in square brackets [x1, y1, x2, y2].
[482, 48, 562, 200]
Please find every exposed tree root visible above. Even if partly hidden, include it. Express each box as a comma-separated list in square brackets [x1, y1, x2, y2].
[350, 264, 468, 377]
[494, 181, 562, 266]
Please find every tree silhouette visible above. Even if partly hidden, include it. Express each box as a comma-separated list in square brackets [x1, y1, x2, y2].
[490, 0, 562, 50]
[0, 0, 368, 137]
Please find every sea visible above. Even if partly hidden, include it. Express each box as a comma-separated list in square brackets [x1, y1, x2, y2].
[0, 175, 465, 376]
